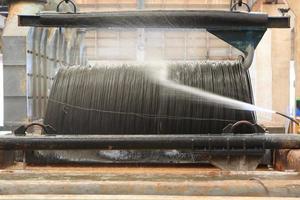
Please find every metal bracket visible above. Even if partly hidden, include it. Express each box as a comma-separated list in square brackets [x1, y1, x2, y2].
[14, 123, 57, 136]
[223, 120, 266, 134]
[240, 44, 254, 70]
[231, 1, 251, 12]
[278, 8, 290, 17]
[208, 29, 265, 56]
[56, 0, 77, 13]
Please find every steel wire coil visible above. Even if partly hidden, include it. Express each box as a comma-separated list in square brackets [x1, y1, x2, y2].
[44, 61, 256, 134]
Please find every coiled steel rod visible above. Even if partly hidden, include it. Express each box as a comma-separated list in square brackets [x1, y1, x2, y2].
[44, 61, 256, 134]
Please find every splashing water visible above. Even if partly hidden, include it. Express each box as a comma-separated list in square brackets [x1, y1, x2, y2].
[146, 62, 276, 114]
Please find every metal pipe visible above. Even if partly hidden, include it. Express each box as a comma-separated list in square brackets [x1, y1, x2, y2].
[1, 134, 300, 150]
[276, 112, 299, 125]
[242, 44, 254, 70]
[0, 195, 296, 199]
[0, 179, 300, 197]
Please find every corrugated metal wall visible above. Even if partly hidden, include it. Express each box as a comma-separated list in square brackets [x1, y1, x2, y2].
[26, 28, 86, 121]
[84, 29, 241, 62]
[77, 0, 232, 11]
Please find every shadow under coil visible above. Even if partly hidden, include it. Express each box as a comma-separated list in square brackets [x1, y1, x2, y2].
[44, 61, 256, 134]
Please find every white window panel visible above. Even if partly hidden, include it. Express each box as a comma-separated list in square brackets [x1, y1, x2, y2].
[144, 47, 164, 60]
[187, 48, 207, 60]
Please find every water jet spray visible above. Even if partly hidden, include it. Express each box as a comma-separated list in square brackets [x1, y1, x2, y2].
[148, 62, 299, 126]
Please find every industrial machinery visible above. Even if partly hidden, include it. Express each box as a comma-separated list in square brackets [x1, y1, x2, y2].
[1, 0, 300, 197]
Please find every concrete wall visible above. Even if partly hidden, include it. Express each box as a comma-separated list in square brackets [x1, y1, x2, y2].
[286, 0, 300, 103]
[77, 0, 233, 11]
[252, 0, 292, 127]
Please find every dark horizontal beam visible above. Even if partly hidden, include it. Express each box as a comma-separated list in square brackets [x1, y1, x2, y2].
[0, 134, 299, 150]
[268, 16, 290, 28]
[18, 10, 290, 29]
[0, 6, 8, 12]
[0, 11, 7, 17]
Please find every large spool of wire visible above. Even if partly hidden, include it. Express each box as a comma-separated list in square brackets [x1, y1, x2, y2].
[44, 61, 256, 134]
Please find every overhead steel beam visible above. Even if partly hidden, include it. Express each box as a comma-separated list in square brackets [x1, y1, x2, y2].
[18, 10, 290, 53]
[0, 12, 7, 17]
[18, 10, 290, 29]
[0, 134, 300, 150]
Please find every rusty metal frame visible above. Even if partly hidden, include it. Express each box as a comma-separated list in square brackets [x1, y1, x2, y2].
[0, 169, 299, 196]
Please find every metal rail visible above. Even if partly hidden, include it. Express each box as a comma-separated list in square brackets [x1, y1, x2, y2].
[18, 10, 290, 29]
[0, 134, 299, 150]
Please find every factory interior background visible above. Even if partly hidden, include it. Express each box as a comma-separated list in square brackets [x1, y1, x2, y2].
[0, 0, 299, 133]
[2, 0, 300, 198]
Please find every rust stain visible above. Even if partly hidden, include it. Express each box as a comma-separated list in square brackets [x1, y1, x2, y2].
[274, 149, 290, 171]
[287, 150, 300, 172]
[20, 78, 27, 95]
[275, 149, 300, 172]
[6, 163, 219, 174]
